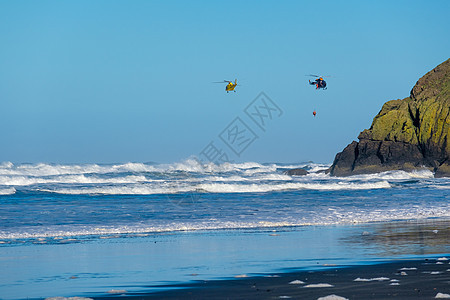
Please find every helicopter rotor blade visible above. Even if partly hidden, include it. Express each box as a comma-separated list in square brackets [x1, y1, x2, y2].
[305, 74, 334, 78]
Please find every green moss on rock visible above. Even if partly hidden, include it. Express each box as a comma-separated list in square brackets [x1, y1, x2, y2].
[330, 58, 450, 177]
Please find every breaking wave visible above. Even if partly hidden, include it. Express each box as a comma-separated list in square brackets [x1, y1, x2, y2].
[195, 181, 391, 193]
[39, 181, 391, 195]
[0, 175, 150, 186]
[0, 160, 326, 177]
[0, 160, 444, 196]
[0, 187, 16, 195]
[0, 159, 448, 245]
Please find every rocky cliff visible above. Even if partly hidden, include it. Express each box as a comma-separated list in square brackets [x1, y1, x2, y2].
[329, 58, 450, 177]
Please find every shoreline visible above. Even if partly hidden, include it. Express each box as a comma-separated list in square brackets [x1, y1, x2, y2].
[4, 218, 449, 300]
[90, 257, 450, 300]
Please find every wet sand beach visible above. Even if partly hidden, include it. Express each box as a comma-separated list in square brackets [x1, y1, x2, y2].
[92, 257, 450, 300]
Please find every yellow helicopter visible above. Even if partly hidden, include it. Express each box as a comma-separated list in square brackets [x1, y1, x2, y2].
[214, 79, 238, 93]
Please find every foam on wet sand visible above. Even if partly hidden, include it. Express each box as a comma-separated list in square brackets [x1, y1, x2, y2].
[89, 257, 450, 299]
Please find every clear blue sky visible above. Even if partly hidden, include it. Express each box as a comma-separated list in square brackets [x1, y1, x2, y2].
[1, 0, 449, 164]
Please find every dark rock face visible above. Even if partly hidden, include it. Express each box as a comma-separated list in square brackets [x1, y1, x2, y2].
[330, 140, 425, 176]
[284, 168, 308, 176]
[329, 59, 450, 177]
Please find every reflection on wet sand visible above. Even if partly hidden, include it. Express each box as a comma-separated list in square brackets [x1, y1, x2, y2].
[341, 218, 450, 257]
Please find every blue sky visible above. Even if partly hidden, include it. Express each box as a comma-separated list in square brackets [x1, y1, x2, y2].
[0, 0, 449, 164]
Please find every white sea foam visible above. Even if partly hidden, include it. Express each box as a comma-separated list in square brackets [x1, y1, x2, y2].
[0, 220, 328, 240]
[35, 180, 392, 195]
[1, 211, 449, 241]
[289, 280, 305, 284]
[0, 160, 448, 199]
[253, 174, 293, 181]
[0, 161, 14, 168]
[0, 160, 270, 176]
[317, 295, 348, 300]
[0, 160, 325, 179]
[0, 160, 439, 181]
[4, 202, 446, 242]
[304, 283, 334, 288]
[0, 175, 150, 186]
[161, 160, 277, 174]
[354, 277, 389, 282]
[0, 187, 16, 195]
[436, 293, 450, 299]
[41, 184, 190, 195]
[185, 173, 292, 183]
[432, 184, 450, 190]
[0, 162, 158, 176]
[243, 165, 278, 175]
[336, 169, 434, 181]
[274, 162, 331, 172]
[0, 161, 441, 191]
[353, 278, 371, 282]
[196, 181, 391, 193]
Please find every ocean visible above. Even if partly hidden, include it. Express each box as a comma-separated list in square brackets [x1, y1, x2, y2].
[0, 160, 449, 299]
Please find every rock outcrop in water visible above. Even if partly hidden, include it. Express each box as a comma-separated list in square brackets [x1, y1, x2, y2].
[329, 58, 450, 178]
[284, 168, 308, 176]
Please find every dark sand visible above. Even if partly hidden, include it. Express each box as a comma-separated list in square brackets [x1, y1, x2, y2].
[92, 257, 450, 300]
